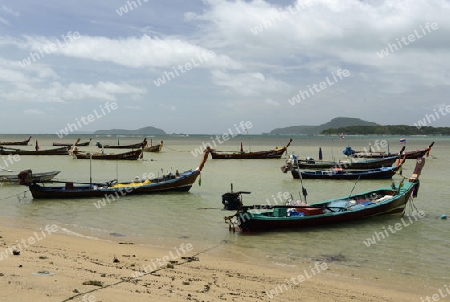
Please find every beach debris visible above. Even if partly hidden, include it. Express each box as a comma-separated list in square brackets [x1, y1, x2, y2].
[32, 271, 55, 276]
[0, 273, 4, 276]
[441, 214, 447, 219]
[73, 289, 79, 293]
[12, 250, 20, 255]
[82, 280, 103, 287]
[110, 232, 125, 237]
[182, 281, 190, 285]
[113, 257, 120, 263]
[181, 256, 199, 262]
[39, 256, 48, 260]
[167, 263, 174, 269]
[312, 253, 347, 262]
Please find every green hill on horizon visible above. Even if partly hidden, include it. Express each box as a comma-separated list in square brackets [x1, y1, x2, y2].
[94, 126, 166, 135]
[269, 117, 378, 135]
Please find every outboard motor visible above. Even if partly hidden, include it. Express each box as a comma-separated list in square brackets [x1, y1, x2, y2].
[343, 146, 356, 156]
[18, 169, 33, 186]
[221, 183, 251, 210]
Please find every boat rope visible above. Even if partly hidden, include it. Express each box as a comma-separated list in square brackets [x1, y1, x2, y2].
[0, 190, 28, 202]
[61, 239, 228, 302]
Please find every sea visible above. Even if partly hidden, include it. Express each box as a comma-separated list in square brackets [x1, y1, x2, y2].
[0, 134, 449, 287]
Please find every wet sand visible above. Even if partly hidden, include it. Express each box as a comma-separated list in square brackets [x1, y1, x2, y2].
[0, 224, 441, 302]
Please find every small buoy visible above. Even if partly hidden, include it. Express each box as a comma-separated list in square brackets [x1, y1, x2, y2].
[441, 214, 447, 220]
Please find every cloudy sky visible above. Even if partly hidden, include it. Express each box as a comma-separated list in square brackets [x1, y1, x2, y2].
[1, 0, 449, 134]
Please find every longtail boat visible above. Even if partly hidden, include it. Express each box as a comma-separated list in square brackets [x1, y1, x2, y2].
[281, 155, 399, 171]
[72, 149, 143, 160]
[0, 146, 69, 155]
[18, 147, 211, 199]
[143, 140, 163, 152]
[53, 138, 92, 147]
[210, 139, 292, 159]
[287, 165, 402, 180]
[96, 138, 147, 149]
[225, 157, 425, 232]
[0, 136, 32, 146]
[351, 142, 434, 159]
[0, 171, 60, 185]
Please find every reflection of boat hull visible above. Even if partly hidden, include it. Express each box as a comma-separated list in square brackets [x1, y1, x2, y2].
[290, 166, 400, 180]
[74, 149, 142, 160]
[0, 171, 60, 184]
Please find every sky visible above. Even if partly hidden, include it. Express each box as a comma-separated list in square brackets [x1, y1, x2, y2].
[1, 0, 449, 135]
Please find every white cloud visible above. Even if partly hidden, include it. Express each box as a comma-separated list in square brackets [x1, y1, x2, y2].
[22, 34, 242, 70]
[211, 70, 290, 96]
[24, 109, 45, 115]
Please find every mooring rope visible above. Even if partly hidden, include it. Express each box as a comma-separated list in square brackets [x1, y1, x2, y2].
[0, 190, 28, 201]
[61, 239, 227, 301]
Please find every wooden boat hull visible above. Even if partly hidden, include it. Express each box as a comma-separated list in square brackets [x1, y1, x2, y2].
[0, 136, 32, 146]
[0, 147, 69, 155]
[294, 156, 398, 169]
[27, 170, 200, 199]
[0, 171, 60, 185]
[211, 149, 287, 159]
[236, 183, 416, 232]
[96, 139, 146, 149]
[352, 142, 434, 159]
[290, 166, 400, 180]
[74, 149, 142, 160]
[143, 142, 163, 153]
[228, 157, 426, 232]
[211, 139, 292, 159]
[53, 140, 91, 147]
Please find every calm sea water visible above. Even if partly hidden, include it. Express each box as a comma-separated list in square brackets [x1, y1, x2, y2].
[0, 134, 449, 284]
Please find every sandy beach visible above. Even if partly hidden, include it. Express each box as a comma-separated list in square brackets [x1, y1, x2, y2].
[0, 223, 441, 302]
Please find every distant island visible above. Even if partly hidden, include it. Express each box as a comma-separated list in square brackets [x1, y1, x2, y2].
[269, 117, 450, 135]
[268, 117, 378, 135]
[94, 126, 166, 135]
